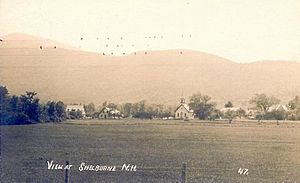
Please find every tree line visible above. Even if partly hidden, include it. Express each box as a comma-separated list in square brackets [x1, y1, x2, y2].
[249, 93, 300, 121]
[188, 92, 300, 121]
[1, 84, 300, 124]
[0, 86, 66, 125]
[84, 100, 173, 119]
[85, 92, 300, 121]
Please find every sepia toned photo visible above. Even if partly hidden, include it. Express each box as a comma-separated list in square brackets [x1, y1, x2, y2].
[1, 0, 300, 182]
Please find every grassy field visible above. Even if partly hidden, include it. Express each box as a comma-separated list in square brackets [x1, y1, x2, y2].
[1, 119, 300, 183]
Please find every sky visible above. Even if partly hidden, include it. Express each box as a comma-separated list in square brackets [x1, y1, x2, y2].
[0, 0, 300, 62]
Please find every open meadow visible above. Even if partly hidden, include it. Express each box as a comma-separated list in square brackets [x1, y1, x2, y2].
[1, 120, 300, 183]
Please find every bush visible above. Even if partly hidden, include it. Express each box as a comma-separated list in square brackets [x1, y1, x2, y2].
[1, 85, 66, 125]
[67, 110, 83, 119]
[134, 112, 153, 119]
[1, 112, 31, 125]
[264, 111, 286, 120]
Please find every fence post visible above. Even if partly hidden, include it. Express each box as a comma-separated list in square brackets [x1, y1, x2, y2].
[181, 163, 186, 183]
[65, 160, 69, 183]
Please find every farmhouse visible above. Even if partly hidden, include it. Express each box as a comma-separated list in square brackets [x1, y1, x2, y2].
[66, 104, 86, 117]
[98, 107, 122, 119]
[268, 104, 289, 112]
[174, 98, 194, 120]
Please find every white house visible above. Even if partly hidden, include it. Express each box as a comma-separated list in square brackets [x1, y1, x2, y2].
[66, 104, 86, 117]
[174, 98, 194, 120]
[268, 104, 289, 112]
[98, 107, 122, 119]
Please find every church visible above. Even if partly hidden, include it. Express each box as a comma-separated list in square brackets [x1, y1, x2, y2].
[174, 98, 194, 120]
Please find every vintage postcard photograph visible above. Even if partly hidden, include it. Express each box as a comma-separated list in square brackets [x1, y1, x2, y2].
[1, 0, 300, 182]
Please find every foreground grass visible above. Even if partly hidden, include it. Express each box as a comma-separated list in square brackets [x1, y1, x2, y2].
[1, 120, 300, 183]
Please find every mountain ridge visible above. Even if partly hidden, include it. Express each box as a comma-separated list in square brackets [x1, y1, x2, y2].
[1, 33, 299, 108]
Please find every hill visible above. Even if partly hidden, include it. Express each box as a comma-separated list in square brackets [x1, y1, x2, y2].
[1, 33, 300, 108]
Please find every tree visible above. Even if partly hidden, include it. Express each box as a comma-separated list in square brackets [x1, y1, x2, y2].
[189, 93, 216, 120]
[121, 103, 133, 118]
[288, 96, 300, 110]
[1, 90, 40, 124]
[7, 95, 19, 113]
[138, 100, 146, 113]
[224, 101, 233, 108]
[210, 109, 221, 121]
[249, 93, 280, 120]
[0, 86, 9, 108]
[236, 108, 246, 118]
[264, 110, 286, 120]
[46, 101, 58, 122]
[1, 86, 67, 125]
[39, 104, 50, 122]
[131, 103, 139, 116]
[224, 110, 237, 124]
[55, 101, 66, 120]
[133, 100, 153, 119]
[102, 101, 108, 107]
[287, 96, 300, 120]
[84, 103, 95, 117]
[0, 86, 9, 124]
[19, 91, 40, 123]
[120, 102, 171, 119]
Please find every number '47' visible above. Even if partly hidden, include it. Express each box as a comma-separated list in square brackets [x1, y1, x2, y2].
[238, 168, 249, 175]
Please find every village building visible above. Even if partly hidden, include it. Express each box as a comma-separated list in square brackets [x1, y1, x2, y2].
[174, 98, 194, 120]
[268, 104, 289, 112]
[98, 107, 123, 119]
[220, 107, 242, 113]
[244, 105, 289, 120]
[65, 104, 86, 117]
[245, 109, 256, 119]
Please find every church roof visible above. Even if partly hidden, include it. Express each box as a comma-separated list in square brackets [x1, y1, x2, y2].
[175, 103, 194, 113]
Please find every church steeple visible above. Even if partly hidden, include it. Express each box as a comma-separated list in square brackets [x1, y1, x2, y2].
[180, 97, 185, 104]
